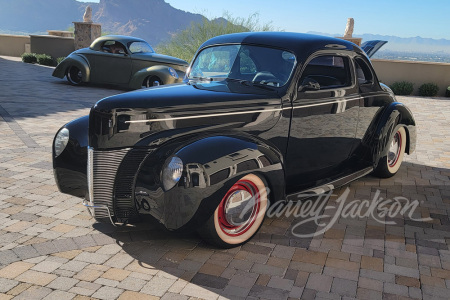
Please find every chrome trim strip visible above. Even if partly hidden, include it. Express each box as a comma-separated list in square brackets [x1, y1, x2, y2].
[293, 97, 361, 109]
[87, 147, 94, 204]
[124, 97, 363, 124]
[286, 166, 373, 201]
[125, 108, 284, 124]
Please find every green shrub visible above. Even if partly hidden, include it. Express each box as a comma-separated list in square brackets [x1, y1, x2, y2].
[56, 57, 66, 65]
[36, 54, 54, 66]
[418, 83, 439, 97]
[21, 53, 37, 64]
[446, 86, 450, 97]
[389, 81, 414, 95]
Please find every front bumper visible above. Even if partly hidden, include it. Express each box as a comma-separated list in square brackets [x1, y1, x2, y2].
[82, 198, 116, 226]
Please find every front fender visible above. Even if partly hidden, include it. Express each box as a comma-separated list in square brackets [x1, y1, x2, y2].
[372, 102, 416, 167]
[134, 135, 285, 231]
[52, 54, 90, 82]
[129, 65, 185, 89]
[53, 115, 89, 198]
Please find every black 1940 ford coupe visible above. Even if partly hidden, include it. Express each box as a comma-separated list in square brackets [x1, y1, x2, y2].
[53, 32, 416, 248]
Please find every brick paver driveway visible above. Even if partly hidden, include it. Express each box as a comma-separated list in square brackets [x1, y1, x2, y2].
[0, 55, 449, 300]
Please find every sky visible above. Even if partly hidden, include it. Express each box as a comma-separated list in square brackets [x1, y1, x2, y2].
[77, 0, 450, 40]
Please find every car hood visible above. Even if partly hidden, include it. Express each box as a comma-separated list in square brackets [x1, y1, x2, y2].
[90, 81, 282, 149]
[131, 53, 188, 66]
[94, 81, 279, 112]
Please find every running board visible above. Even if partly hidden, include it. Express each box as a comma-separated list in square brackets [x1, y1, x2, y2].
[286, 167, 373, 202]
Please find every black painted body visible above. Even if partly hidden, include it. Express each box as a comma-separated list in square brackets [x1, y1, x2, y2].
[53, 32, 416, 231]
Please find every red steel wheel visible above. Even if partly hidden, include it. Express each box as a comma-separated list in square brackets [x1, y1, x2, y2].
[198, 174, 268, 248]
[374, 126, 407, 178]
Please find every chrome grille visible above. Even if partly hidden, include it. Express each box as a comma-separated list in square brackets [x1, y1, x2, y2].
[114, 149, 153, 222]
[88, 148, 130, 219]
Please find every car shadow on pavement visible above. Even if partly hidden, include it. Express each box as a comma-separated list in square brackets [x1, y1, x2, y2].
[84, 161, 450, 299]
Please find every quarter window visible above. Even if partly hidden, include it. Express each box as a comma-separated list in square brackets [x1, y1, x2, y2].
[300, 55, 351, 89]
[354, 57, 373, 84]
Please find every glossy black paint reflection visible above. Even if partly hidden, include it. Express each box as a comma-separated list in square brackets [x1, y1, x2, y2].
[134, 135, 284, 230]
[52, 32, 417, 233]
[53, 116, 89, 197]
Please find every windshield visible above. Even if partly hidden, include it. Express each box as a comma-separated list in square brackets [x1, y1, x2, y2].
[128, 41, 155, 54]
[188, 44, 296, 87]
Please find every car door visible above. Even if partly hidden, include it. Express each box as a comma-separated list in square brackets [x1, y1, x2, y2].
[91, 40, 132, 85]
[285, 53, 361, 193]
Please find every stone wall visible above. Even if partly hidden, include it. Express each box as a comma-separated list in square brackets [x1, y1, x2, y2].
[0, 34, 30, 57]
[30, 35, 75, 59]
[372, 59, 450, 97]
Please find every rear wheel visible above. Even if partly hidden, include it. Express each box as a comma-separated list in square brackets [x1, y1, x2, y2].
[198, 174, 268, 248]
[66, 66, 83, 85]
[144, 76, 162, 88]
[374, 126, 407, 178]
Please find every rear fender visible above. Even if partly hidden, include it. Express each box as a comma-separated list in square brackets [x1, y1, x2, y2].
[52, 54, 90, 82]
[372, 102, 416, 166]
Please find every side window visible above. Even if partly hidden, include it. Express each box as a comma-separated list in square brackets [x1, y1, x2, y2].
[239, 51, 257, 74]
[354, 57, 373, 84]
[300, 55, 351, 90]
[101, 41, 126, 54]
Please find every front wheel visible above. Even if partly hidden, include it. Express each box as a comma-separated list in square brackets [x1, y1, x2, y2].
[374, 126, 407, 178]
[66, 66, 83, 85]
[143, 76, 162, 88]
[198, 174, 268, 248]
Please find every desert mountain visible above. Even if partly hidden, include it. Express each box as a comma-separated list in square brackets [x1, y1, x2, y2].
[1, 0, 450, 53]
[0, 0, 203, 45]
[93, 0, 203, 45]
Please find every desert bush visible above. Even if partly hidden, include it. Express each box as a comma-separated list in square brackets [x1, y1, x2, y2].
[56, 57, 66, 65]
[446, 86, 450, 97]
[389, 81, 414, 96]
[157, 12, 275, 63]
[418, 83, 439, 97]
[21, 53, 37, 64]
[36, 54, 54, 66]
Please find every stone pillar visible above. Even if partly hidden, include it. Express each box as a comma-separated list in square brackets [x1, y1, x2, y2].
[73, 22, 101, 50]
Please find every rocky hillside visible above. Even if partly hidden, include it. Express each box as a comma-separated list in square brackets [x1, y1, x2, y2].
[0, 0, 204, 45]
[94, 0, 203, 45]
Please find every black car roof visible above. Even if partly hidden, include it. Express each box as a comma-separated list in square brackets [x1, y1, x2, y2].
[199, 32, 363, 60]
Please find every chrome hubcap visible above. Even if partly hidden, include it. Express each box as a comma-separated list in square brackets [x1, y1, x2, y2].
[224, 190, 254, 226]
[218, 180, 261, 236]
[388, 131, 401, 167]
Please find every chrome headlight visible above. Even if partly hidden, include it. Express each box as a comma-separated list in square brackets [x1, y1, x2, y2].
[162, 156, 183, 191]
[54, 128, 69, 157]
[168, 67, 179, 79]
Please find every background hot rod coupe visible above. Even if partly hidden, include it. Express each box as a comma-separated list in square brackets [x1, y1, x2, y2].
[52, 35, 188, 89]
[53, 32, 416, 248]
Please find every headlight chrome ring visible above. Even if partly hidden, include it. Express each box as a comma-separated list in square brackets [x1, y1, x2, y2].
[168, 67, 179, 79]
[54, 128, 69, 157]
[162, 156, 183, 191]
